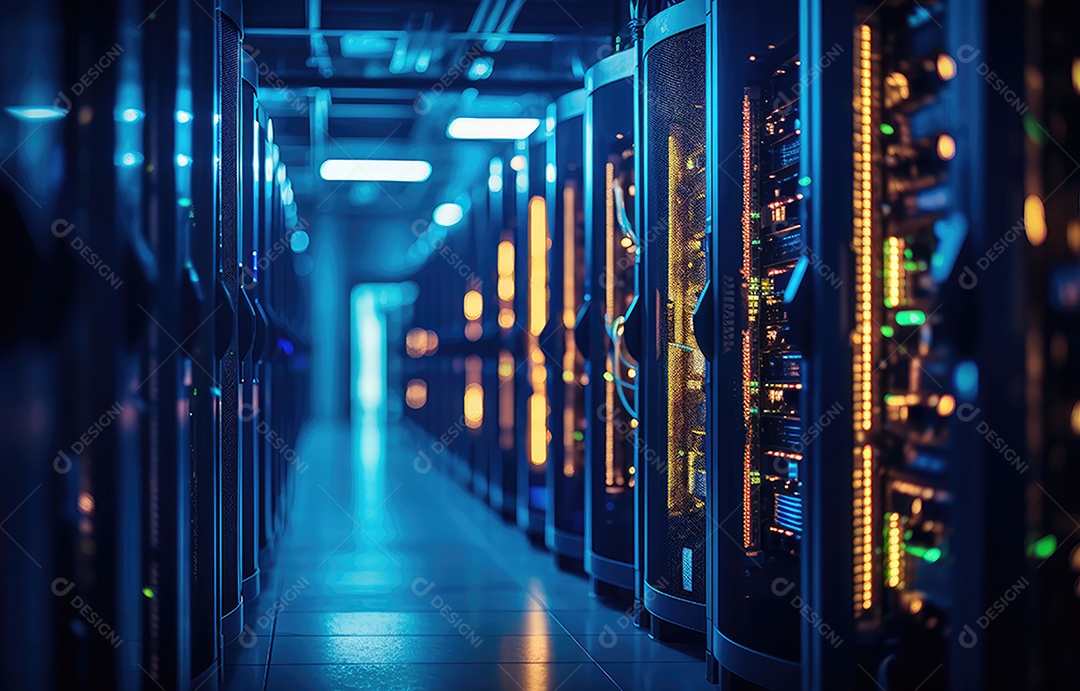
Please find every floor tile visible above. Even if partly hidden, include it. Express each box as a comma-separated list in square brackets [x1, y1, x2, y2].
[266, 662, 618, 691]
[601, 662, 715, 690]
[270, 634, 591, 665]
[579, 633, 704, 663]
[275, 610, 560, 637]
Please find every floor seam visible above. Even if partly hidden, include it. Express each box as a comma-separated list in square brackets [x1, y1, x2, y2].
[432, 466, 624, 690]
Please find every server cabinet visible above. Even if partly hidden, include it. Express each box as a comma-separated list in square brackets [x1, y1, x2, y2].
[1022, 1, 1080, 688]
[239, 48, 261, 612]
[638, 0, 710, 635]
[216, 0, 245, 651]
[584, 48, 639, 593]
[517, 135, 550, 541]
[488, 155, 520, 520]
[546, 91, 588, 567]
[796, 1, 1022, 688]
[704, 0, 803, 686]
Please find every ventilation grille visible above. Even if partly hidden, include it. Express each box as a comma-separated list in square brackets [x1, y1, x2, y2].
[646, 24, 708, 603]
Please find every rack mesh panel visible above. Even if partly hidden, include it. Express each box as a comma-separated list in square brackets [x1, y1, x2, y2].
[646, 24, 708, 602]
[588, 73, 637, 570]
[554, 114, 586, 537]
[218, 12, 241, 618]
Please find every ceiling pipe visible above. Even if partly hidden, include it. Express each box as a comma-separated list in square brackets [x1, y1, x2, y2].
[242, 28, 602, 43]
[306, 0, 333, 77]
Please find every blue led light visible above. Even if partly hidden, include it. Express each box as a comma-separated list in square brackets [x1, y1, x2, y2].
[954, 361, 978, 398]
[176, 153, 192, 167]
[5, 106, 67, 121]
[433, 202, 464, 227]
[290, 229, 310, 253]
[175, 109, 193, 124]
[119, 108, 144, 123]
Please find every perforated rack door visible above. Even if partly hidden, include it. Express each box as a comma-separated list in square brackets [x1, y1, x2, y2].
[644, 22, 709, 608]
[217, 9, 243, 641]
[586, 69, 638, 582]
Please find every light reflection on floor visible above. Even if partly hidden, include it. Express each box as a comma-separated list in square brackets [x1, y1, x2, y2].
[223, 417, 712, 690]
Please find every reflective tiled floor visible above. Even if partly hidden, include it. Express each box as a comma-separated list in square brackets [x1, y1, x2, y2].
[224, 420, 711, 690]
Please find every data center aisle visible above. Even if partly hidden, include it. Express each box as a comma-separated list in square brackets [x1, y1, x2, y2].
[223, 420, 711, 690]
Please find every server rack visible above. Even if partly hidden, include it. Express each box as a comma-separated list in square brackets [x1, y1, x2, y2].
[487, 153, 521, 520]
[216, 0, 245, 651]
[517, 134, 550, 541]
[638, 0, 710, 636]
[704, 0, 803, 686]
[546, 91, 588, 567]
[465, 183, 497, 504]
[795, 1, 1023, 688]
[1022, 2, 1080, 688]
[583, 48, 640, 594]
[239, 39, 261, 613]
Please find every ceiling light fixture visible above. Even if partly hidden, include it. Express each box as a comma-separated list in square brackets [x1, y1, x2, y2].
[447, 117, 540, 141]
[319, 159, 432, 182]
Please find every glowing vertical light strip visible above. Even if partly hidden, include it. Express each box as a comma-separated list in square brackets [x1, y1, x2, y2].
[886, 512, 902, 588]
[741, 92, 757, 549]
[884, 236, 904, 308]
[563, 184, 578, 477]
[528, 196, 548, 337]
[853, 23, 876, 613]
[355, 291, 386, 414]
[528, 196, 549, 467]
[464, 355, 483, 429]
[498, 349, 514, 450]
[667, 134, 682, 512]
[605, 162, 616, 487]
[497, 239, 515, 329]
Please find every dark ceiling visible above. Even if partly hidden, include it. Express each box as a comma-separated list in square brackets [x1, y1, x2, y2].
[246, 0, 627, 269]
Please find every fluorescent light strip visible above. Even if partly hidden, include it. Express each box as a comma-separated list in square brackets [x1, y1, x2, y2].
[319, 159, 432, 182]
[447, 117, 540, 140]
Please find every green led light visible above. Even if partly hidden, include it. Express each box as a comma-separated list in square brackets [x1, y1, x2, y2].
[1028, 534, 1057, 559]
[1023, 114, 1047, 145]
[142, 587, 155, 599]
[896, 310, 926, 326]
[880, 123, 895, 135]
[573, 431, 584, 442]
[881, 325, 895, 338]
[603, 371, 614, 382]
[797, 176, 812, 187]
[904, 544, 943, 563]
[178, 196, 192, 207]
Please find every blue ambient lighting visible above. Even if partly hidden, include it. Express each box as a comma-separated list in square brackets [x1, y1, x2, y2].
[433, 202, 464, 227]
[6, 106, 67, 121]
